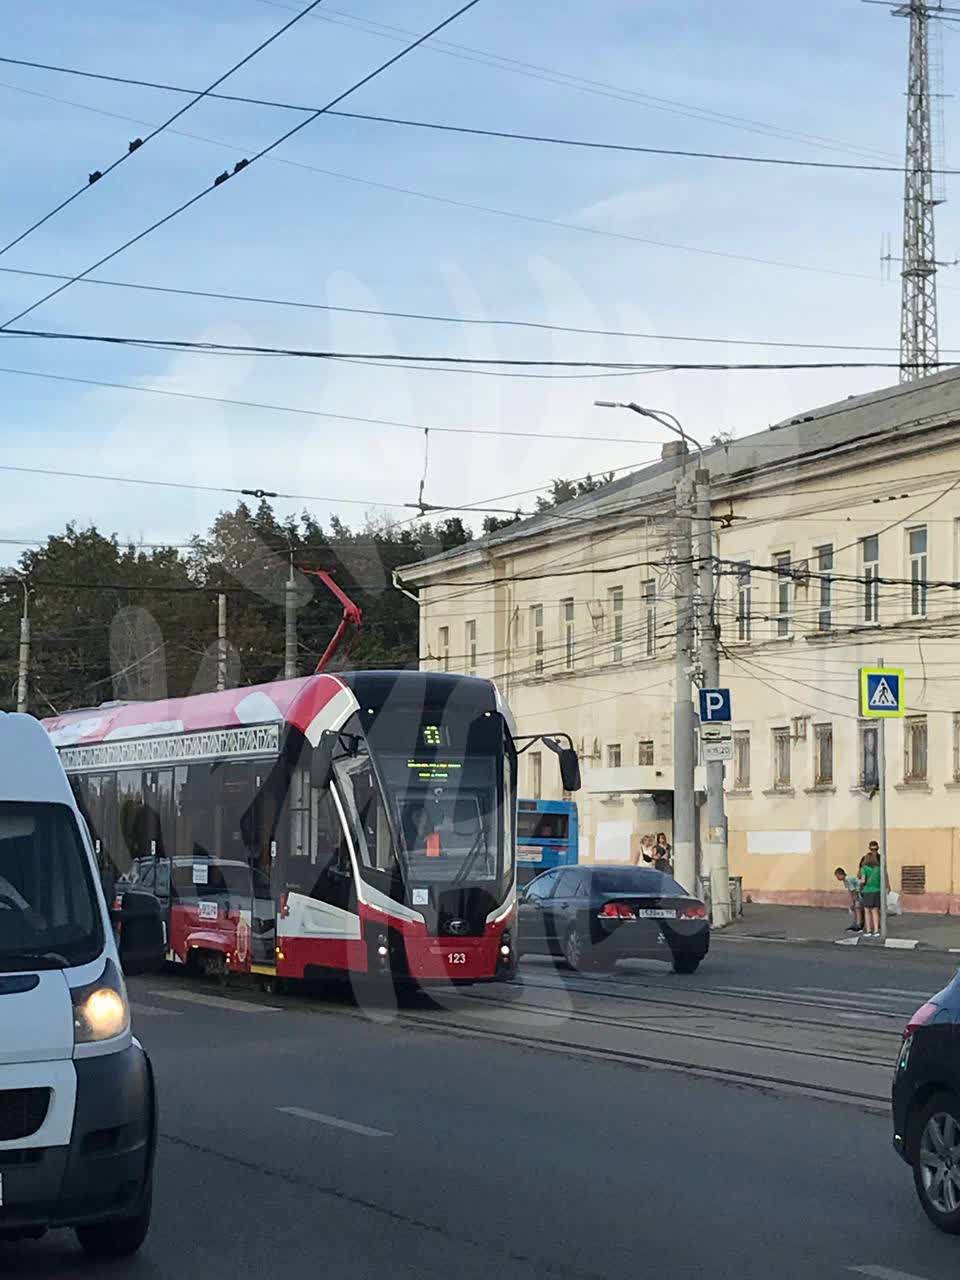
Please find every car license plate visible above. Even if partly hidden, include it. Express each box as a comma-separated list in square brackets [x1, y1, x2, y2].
[635, 909, 676, 919]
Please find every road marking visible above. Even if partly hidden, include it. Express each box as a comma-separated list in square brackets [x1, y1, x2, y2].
[884, 938, 919, 950]
[848, 1265, 933, 1280]
[147, 989, 281, 1014]
[277, 1106, 392, 1138]
[130, 1002, 183, 1017]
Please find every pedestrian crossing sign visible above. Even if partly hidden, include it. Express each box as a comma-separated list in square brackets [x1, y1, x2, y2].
[859, 667, 905, 718]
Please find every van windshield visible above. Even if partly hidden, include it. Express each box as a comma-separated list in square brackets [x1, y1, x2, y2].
[0, 801, 104, 971]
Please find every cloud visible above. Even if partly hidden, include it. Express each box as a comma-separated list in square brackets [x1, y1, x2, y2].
[576, 186, 692, 227]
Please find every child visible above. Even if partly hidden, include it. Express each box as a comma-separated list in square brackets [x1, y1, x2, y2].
[834, 866, 863, 933]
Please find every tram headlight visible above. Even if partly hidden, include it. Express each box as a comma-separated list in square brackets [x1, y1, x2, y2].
[71, 960, 130, 1044]
[500, 930, 512, 958]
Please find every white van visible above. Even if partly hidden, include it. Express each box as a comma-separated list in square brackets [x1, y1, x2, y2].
[0, 713, 163, 1257]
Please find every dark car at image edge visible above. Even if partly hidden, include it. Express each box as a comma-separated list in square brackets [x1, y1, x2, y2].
[893, 967, 960, 1233]
[517, 864, 710, 974]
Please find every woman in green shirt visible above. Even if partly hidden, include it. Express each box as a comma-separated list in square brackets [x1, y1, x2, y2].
[860, 848, 883, 937]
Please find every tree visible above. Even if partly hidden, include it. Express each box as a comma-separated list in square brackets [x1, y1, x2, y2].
[535, 473, 616, 512]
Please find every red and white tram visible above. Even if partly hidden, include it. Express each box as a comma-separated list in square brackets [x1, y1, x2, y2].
[43, 670, 577, 985]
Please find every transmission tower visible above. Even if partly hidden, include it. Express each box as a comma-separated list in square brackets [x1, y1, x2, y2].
[872, 2, 957, 381]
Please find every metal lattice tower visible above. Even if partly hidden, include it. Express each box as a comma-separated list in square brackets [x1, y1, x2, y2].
[899, 4, 939, 381]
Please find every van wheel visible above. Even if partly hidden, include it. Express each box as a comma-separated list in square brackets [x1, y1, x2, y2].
[672, 953, 702, 974]
[76, 1186, 152, 1258]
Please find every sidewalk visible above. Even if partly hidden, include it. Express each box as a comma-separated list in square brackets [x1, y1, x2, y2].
[717, 902, 960, 953]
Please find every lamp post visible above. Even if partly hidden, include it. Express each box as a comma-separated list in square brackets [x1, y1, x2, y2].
[594, 402, 727, 916]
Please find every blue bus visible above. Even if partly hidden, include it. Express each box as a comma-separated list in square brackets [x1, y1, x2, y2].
[516, 799, 579, 885]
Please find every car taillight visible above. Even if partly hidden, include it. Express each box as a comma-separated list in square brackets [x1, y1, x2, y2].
[904, 1001, 939, 1036]
[679, 904, 707, 920]
[599, 902, 635, 919]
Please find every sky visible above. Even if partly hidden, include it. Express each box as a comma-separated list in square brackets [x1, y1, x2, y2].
[2, 0, 958, 556]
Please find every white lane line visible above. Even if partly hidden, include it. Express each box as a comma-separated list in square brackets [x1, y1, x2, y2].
[848, 1265, 933, 1280]
[147, 989, 280, 1014]
[130, 1002, 182, 1018]
[277, 1106, 392, 1138]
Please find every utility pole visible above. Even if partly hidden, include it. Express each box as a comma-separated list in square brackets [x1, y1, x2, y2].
[217, 593, 227, 692]
[673, 464, 697, 895]
[16, 584, 30, 714]
[878, 654, 890, 942]
[284, 562, 298, 679]
[871, 0, 953, 380]
[696, 469, 731, 926]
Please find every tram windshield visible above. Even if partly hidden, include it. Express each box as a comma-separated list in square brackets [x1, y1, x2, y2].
[331, 703, 512, 892]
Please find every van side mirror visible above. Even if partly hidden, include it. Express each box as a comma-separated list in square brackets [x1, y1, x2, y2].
[558, 748, 581, 793]
[112, 890, 165, 976]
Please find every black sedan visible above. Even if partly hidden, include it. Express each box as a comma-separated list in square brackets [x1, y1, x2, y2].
[893, 970, 960, 1232]
[517, 864, 710, 974]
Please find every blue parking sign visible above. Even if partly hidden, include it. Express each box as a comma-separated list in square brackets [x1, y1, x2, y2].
[699, 688, 731, 722]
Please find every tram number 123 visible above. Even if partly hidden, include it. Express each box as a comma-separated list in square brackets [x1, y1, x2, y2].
[447, 953, 467, 965]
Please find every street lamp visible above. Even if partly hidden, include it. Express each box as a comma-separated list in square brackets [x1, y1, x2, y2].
[594, 400, 704, 462]
[592, 400, 728, 923]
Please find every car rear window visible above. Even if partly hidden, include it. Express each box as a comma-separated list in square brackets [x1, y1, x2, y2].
[593, 868, 686, 896]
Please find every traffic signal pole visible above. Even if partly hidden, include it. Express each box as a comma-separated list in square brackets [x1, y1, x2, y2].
[696, 469, 731, 927]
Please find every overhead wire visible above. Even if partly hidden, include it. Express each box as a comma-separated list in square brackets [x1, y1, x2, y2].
[0, 0, 485, 330]
[0, 0, 328, 261]
[0, 74, 897, 288]
[0, 53, 933, 174]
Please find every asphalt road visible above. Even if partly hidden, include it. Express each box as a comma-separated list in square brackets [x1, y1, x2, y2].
[4, 937, 959, 1279]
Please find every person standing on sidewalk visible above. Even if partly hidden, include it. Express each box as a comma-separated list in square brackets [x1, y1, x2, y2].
[835, 867, 863, 932]
[859, 842, 883, 937]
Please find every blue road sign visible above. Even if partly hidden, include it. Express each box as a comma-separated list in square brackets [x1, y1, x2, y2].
[699, 688, 732, 723]
[859, 667, 905, 719]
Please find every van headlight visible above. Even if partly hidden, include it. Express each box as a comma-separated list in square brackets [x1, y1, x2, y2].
[71, 960, 130, 1043]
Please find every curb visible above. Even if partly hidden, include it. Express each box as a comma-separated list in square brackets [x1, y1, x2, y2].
[714, 931, 942, 955]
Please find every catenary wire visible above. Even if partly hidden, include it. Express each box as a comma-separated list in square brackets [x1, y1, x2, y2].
[0, 0, 328, 261]
[0, 53, 933, 174]
[0, 0, 484, 331]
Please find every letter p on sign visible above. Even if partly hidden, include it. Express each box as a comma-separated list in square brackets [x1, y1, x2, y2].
[699, 688, 731, 723]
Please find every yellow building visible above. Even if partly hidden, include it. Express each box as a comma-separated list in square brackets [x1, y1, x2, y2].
[399, 372, 960, 915]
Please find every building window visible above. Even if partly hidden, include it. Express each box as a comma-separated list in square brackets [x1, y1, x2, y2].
[562, 599, 575, 670]
[642, 579, 657, 657]
[815, 545, 833, 632]
[438, 626, 449, 672]
[736, 563, 752, 642]
[531, 604, 544, 675]
[465, 620, 477, 675]
[607, 743, 622, 768]
[609, 586, 624, 663]
[530, 751, 542, 800]
[772, 727, 791, 788]
[862, 534, 880, 624]
[773, 553, 791, 636]
[904, 715, 928, 784]
[909, 527, 928, 617]
[733, 731, 750, 789]
[954, 713, 960, 782]
[637, 740, 654, 766]
[813, 723, 833, 786]
[861, 723, 879, 790]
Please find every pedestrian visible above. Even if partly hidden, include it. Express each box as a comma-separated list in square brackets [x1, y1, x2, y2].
[654, 832, 673, 874]
[834, 866, 863, 933]
[859, 841, 883, 937]
[636, 833, 657, 866]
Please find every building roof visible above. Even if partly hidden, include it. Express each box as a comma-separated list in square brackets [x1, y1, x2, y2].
[404, 368, 960, 575]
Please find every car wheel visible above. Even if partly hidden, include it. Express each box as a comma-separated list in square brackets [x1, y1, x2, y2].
[912, 1093, 960, 1232]
[562, 924, 593, 971]
[672, 952, 702, 974]
[76, 1183, 152, 1258]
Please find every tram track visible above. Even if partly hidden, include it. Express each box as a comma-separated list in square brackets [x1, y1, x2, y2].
[451, 989, 897, 1068]
[512, 971, 910, 1035]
